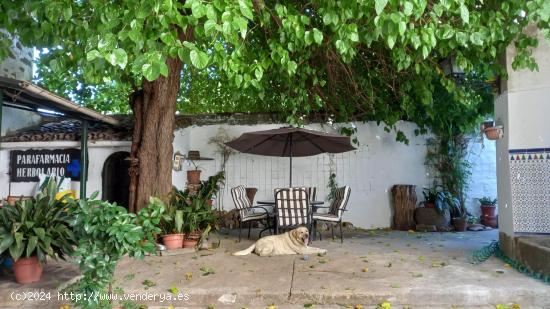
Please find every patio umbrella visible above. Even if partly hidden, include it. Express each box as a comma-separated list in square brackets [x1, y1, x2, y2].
[225, 127, 356, 186]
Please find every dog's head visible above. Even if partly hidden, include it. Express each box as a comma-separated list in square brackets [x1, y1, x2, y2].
[290, 227, 309, 246]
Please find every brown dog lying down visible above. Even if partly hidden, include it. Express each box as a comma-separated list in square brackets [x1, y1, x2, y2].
[233, 227, 327, 256]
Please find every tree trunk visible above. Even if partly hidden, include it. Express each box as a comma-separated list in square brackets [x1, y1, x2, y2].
[128, 56, 183, 213]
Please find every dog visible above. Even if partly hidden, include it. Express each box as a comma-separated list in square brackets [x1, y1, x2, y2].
[233, 227, 327, 256]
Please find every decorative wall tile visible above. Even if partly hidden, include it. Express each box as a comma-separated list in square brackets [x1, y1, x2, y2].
[509, 148, 550, 233]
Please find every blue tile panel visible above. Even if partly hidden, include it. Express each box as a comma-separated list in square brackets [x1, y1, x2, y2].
[508, 147, 550, 233]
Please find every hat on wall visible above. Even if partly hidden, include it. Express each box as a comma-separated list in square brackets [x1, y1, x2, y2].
[185, 150, 213, 161]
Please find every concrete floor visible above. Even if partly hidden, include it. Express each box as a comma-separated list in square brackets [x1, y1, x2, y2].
[1, 228, 550, 308]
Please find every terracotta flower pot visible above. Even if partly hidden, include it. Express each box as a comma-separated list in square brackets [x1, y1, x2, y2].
[480, 205, 496, 217]
[424, 202, 435, 209]
[481, 215, 498, 228]
[182, 239, 198, 248]
[161, 234, 184, 250]
[484, 126, 503, 140]
[13, 256, 43, 284]
[186, 170, 201, 184]
[452, 218, 467, 232]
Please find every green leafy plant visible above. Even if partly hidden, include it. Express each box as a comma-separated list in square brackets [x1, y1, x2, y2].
[478, 197, 497, 206]
[159, 201, 184, 235]
[0, 178, 75, 263]
[64, 195, 165, 309]
[326, 173, 339, 203]
[422, 185, 461, 216]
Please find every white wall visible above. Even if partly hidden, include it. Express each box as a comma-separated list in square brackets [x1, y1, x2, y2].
[1, 121, 497, 229]
[496, 26, 550, 235]
[0, 141, 130, 198]
[464, 137, 498, 217]
[174, 121, 491, 229]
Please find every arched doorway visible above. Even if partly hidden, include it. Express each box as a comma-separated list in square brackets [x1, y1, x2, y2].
[102, 151, 130, 209]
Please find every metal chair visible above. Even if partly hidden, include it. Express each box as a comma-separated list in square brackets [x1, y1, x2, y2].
[230, 185, 272, 242]
[274, 188, 311, 235]
[312, 186, 351, 243]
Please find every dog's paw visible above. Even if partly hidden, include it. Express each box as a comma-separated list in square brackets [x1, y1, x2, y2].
[318, 249, 328, 256]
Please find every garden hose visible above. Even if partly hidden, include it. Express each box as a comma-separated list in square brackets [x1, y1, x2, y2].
[470, 241, 550, 284]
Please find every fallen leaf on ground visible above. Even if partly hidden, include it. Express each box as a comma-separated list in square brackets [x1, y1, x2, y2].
[185, 272, 193, 280]
[200, 266, 215, 276]
[168, 286, 179, 294]
[377, 301, 391, 309]
[142, 279, 156, 289]
[362, 267, 368, 272]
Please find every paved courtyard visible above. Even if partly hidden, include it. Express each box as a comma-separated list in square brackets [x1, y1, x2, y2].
[1, 229, 550, 308]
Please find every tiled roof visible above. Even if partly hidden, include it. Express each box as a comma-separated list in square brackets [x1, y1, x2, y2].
[1, 112, 292, 142]
[1, 116, 133, 142]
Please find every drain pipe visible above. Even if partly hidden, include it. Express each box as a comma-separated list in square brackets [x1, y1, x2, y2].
[79, 120, 88, 198]
[0, 90, 3, 152]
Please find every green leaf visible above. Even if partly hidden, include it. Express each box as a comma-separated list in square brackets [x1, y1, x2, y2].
[375, 0, 389, 15]
[470, 32, 484, 46]
[460, 4, 469, 24]
[142, 63, 160, 81]
[86, 50, 101, 61]
[238, 0, 254, 20]
[204, 20, 217, 35]
[190, 50, 209, 69]
[0, 235, 14, 252]
[191, 1, 206, 18]
[313, 28, 323, 45]
[403, 2, 414, 16]
[234, 17, 248, 39]
[26, 236, 38, 257]
[255, 67, 263, 80]
[108, 48, 128, 69]
[410, 34, 421, 49]
[387, 35, 396, 49]
[63, 7, 73, 20]
[34, 228, 45, 241]
[422, 46, 429, 59]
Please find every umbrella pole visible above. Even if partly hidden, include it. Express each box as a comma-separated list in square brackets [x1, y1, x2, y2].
[289, 133, 293, 187]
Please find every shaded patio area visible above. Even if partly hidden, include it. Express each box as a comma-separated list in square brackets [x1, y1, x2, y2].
[2, 228, 549, 308]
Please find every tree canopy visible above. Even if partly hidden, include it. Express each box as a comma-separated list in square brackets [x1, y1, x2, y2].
[2, 0, 549, 131]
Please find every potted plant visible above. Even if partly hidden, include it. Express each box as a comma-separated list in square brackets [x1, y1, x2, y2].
[421, 186, 438, 209]
[447, 195, 467, 232]
[159, 202, 185, 250]
[0, 179, 75, 284]
[478, 197, 497, 217]
[187, 161, 202, 185]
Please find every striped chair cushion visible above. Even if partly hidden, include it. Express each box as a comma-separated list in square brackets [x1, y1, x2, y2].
[241, 209, 268, 222]
[328, 186, 351, 219]
[231, 185, 252, 218]
[275, 188, 310, 227]
[312, 213, 340, 222]
[306, 187, 317, 201]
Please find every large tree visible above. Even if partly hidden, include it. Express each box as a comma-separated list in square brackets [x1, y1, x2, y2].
[1, 0, 549, 211]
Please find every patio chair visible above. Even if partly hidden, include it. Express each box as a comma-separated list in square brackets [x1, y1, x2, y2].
[230, 185, 272, 242]
[274, 188, 311, 235]
[306, 187, 317, 201]
[312, 186, 351, 243]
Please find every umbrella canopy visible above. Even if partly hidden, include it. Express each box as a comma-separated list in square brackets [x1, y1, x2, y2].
[225, 127, 356, 186]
